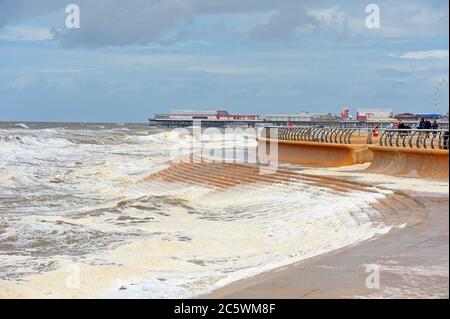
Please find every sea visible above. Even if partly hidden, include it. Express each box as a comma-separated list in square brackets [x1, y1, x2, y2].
[0, 121, 391, 298]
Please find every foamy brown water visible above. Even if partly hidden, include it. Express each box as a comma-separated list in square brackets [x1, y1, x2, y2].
[0, 122, 394, 298]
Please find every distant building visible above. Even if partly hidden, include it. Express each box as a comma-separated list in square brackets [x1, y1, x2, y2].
[357, 108, 393, 122]
[150, 109, 260, 127]
[415, 113, 442, 120]
[313, 113, 341, 122]
[396, 113, 417, 121]
[264, 112, 313, 123]
[340, 107, 351, 121]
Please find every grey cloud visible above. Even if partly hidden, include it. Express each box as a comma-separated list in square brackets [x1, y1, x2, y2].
[59, 0, 195, 47]
[0, 0, 448, 47]
[0, 0, 64, 27]
[376, 68, 416, 78]
[190, 0, 293, 14]
[250, 4, 317, 40]
[0, 0, 306, 46]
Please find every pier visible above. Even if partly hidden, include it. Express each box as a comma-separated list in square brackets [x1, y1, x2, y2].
[148, 118, 261, 128]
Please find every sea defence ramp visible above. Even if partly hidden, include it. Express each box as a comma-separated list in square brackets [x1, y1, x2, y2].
[257, 126, 449, 179]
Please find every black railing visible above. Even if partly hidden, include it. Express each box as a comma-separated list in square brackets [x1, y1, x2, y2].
[262, 126, 372, 144]
[378, 129, 449, 150]
[261, 126, 450, 150]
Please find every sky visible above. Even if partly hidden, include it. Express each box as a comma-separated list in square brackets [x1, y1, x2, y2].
[0, 0, 448, 123]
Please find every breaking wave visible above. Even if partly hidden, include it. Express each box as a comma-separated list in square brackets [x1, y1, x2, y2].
[0, 122, 395, 298]
[14, 123, 30, 129]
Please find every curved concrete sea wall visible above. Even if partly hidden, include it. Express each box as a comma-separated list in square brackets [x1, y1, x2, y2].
[257, 137, 372, 167]
[258, 127, 449, 179]
[367, 146, 449, 179]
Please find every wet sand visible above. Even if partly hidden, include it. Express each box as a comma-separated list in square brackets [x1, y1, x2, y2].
[203, 193, 449, 299]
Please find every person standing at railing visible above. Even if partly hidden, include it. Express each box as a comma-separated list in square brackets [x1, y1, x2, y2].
[418, 118, 426, 129]
[424, 120, 432, 137]
[432, 121, 439, 130]
[444, 130, 449, 150]
[386, 121, 396, 137]
[372, 124, 379, 138]
[432, 121, 439, 137]
[386, 122, 396, 130]
[398, 121, 409, 137]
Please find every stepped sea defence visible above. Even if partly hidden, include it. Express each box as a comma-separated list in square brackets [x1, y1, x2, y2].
[0, 123, 448, 298]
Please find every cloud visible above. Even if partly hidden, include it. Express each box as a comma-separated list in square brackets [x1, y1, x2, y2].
[1, 0, 286, 46]
[6, 75, 35, 90]
[0, 0, 320, 46]
[0, 0, 448, 47]
[250, 4, 317, 40]
[307, 5, 348, 31]
[36, 68, 88, 74]
[0, 25, 54, 41]
[367, 0, 449, 38]
[59, 0, 196, 47]
[393, 50, 449, 60]
[0, 0, 64, 28]
[5, 74, 76, 91]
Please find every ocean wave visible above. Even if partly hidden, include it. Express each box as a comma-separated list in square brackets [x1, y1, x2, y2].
[83, 180, 391, 299]
[0, 135, 74, 148]
[0, 125, 397, 299]
[14, 123, 30, 129]
[134, 129, 256, 146]
[0, 168, 31, 187]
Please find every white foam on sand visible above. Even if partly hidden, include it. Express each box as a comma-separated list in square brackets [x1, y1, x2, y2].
[2, 127, 430, 299]
[355, 262, 449, 299]
[0, 176, 392, 298]
[301, 163, 449, 195]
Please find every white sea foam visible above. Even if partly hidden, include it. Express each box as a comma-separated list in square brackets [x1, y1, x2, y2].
[302, 164, 449, 195]
[14, 123, 30, 129]
[0, 124, 409, 299]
